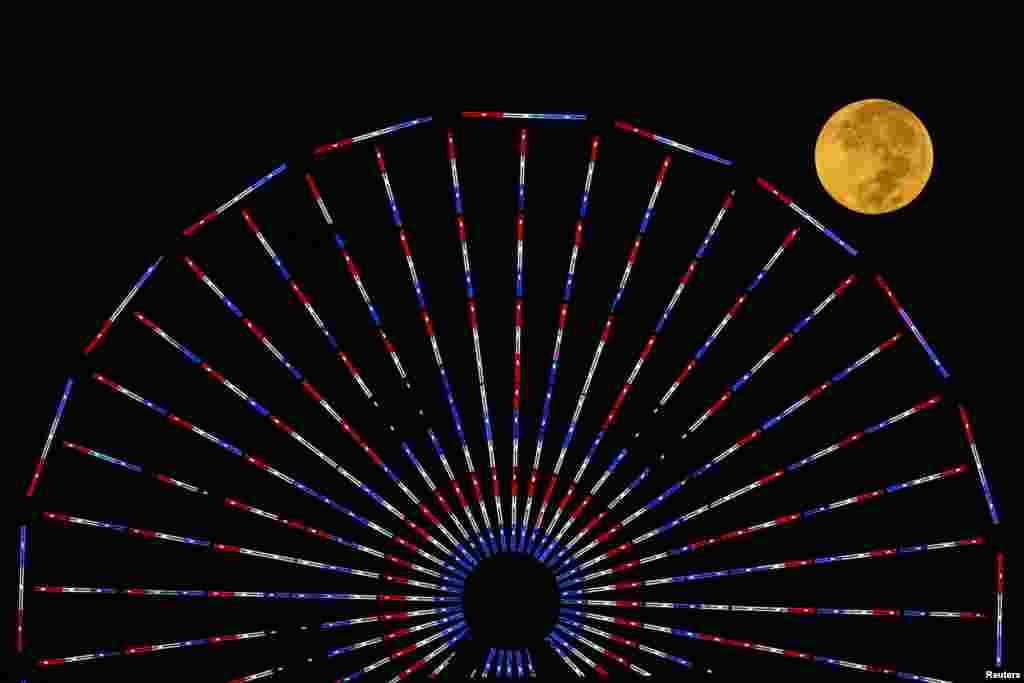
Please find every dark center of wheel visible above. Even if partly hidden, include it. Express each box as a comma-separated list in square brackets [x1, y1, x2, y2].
[462, 553, 559, 649]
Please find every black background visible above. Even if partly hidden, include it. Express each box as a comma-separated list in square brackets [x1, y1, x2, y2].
[13, 89, 1016, 682]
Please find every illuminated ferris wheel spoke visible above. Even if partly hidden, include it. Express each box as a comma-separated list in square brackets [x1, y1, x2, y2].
[444, 128, 510, 552]
[555, 620, 652, 676]
[539, 209, 792, 561]
[38, 628, 273, 667]
[16, 526, 26, 654]
[385, 632, 468, 683]
[226, 665, 288, 682]
[561, 536, 984, 597]
[174, 262, 474, 568]
[428, 648, 458, 678]
[82, 256, 164, 355]
[529, 154, 673, 556]
[36, 586, 461, 606]
[651, 226, 801, 419]
[463, 112, 588, 121]
[614, 119, 733, 166]
[547, 628, 609, 678]
[754, 175, 859, 256]
[671, 273, 857, 445]
[568, 609, 956, 682]
[306, 172, 482, 555]
[562, 601, 986, 620]
[996, 552, 1005, 668]
[546, 635, 585, 677]
[89, 373, 463, 574]
[41, 511, 456, 593]
[540, 273, 857, 563]
[328, 617, 465, 681]
[313, 117, 433, 157]
[562, 463, 969, 585]
[875, 274, 950, 380]
[149, 261, 475, 568]
[957, 404, 1000, 524]
[127, 311, 470, 570]
[26, 378, 74, 497]
[182, 163, 287, 236]
[521, 135, 600, 553]
[557, 614, 703, 673]
[553, 333, 905, 571]
[60, 440, 461, 582]
[508, 130, 528, 553]
[374, 144, 498, 555]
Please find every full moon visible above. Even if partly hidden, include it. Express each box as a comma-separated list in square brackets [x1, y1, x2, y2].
[814, 99, 933, 214]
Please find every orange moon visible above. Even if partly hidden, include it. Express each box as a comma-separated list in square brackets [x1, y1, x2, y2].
[815, 99, 933, 214]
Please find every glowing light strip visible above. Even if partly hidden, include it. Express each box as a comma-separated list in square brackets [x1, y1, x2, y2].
[241, 209, 342, 351]
[35, 586, 460, 603]
[429, 650, 457, 678]
[958, 404, 1000, 524]
[561, 537, 983, 596]
[17, 526, 25, 653]
[26, 378, 73, 496]
[463, 112, 587, 120]
[755, 176, 858, 255]
[509, 129, 528, 551]
[39, 629, 271, 666]
[481, 648, 495, 677]
[446, 128, 503, 552]
[313, 117, 433, 156]
[182, 164, 287, 236]
[875, 273, 950, 379]
[562, 602, 985, 619]
[522, 136, 600, 552]
[63, 441, 208, 496]
[374, 144, 497, 554]
[228, 666, 287, 682]
[615, 120, 732, 166]
[227, 667, 286, 683]
[997, 552, 1004, 667]
[83, 256, 164, 354]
